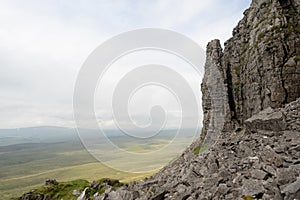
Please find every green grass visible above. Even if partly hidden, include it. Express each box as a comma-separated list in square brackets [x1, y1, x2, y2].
[193, 143, 208, 155]
[22, 178, 125, 200]
[0, 142, 156, 200]
[1, 162, 155, 200]
[0, 131, 197, 199]
[29, 179, 89, 200]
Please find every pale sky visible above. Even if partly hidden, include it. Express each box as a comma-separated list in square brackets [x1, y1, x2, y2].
[0, 0, 251, 129]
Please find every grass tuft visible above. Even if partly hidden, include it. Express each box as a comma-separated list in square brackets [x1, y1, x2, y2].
[193, 143, 208, 155]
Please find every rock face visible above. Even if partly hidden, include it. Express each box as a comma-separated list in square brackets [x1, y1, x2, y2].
[19, 0, 300, 199]
[201, 40, 231, 146]
[201, 0, 300, 141]
[222, 0, 300, 123]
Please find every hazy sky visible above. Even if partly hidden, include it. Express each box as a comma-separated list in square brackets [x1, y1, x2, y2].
[0, 0, 251, 129]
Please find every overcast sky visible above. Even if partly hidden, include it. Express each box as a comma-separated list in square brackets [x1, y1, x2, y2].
[0, 0, 251, 129]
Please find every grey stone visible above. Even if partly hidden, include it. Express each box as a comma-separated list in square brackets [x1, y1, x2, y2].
[217, 184, 229, 195]
[262, 165, 276, 176]
[276, 168, 297, 185]
[245, 108, 286, 133]
[242, 179, 265, 197]
[77, 187, 88, 200]
[72, 190, 82, 196]
[282, 177, 300, 200]
[251, 169, 268, 180]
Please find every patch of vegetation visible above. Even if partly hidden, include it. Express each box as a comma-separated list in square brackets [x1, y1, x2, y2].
[295, 25, 300, 34]
[19, 178, 125, 200]
[193, 143, 208, 155]
[1, 129, 195, 199]
[240, 56, 249, 68]
[193, 145, 201, 155]
[294, 55, 300, 62]
[234, 85, 240, 95]
[242, 43, 250, 54]
[32, 179, 89, 200]
[288, 8, 296, 17]
[242, 195, 254, 200]
[257, 31, 265, 41]
[233, 66, 241, 77]
[0, 141, 156, 200]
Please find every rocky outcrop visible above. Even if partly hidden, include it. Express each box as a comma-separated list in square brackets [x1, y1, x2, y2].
[200, 0, 300, 148]
[100, 100, 300, 200]
[201, 40, 231, 146]
[245, 98, 300, 133]
[200, 0, 300, 137]
[222, 0, 300, 123]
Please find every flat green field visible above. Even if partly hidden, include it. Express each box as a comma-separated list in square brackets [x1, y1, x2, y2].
[0, 142, 155, 200]
[0, 128, 197, 199]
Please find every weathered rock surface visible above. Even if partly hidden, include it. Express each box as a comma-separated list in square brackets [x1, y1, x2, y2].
[100, 100, 299, 200]
[222, 0, 300, 123]
[201, 39, 231, 145]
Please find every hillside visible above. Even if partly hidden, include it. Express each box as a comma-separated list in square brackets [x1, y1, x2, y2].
[19, 0, 300, 199]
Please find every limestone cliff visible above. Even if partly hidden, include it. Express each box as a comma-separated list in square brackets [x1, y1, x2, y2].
[90, 0, 300, 198]
[201, 0, 300, 139]
[223, 0, 300, 123]
[199, 0, 300, 153]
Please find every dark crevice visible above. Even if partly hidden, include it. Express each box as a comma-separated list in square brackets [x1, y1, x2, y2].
[240, 82, 244, 120]
[192, 170, 200, 177]
[182, 194, 191, 200]
[226, 64, 238, 121]
[256, 48, 264, 111]
[255, 192, 264, 199]
[279, 0, 298, 14]
[280, 40, 290, 104]
[215, 159, 220, 168]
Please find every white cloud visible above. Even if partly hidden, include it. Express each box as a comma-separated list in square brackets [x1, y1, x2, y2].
[0, 0, 251, 128]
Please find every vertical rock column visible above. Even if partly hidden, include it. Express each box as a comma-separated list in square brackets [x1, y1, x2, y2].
[201, 40, 230, 147]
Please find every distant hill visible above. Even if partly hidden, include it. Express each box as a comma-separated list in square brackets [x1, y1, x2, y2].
[0, 126, 77, 146]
